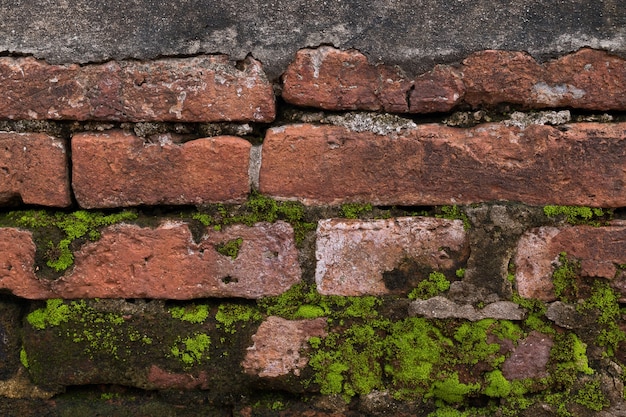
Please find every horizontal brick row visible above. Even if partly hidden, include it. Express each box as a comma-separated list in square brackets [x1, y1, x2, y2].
[6, 215, 624, 302]
[0, 56, 275, 122]
[5, 121, 626, 208]
[0, 48, 622, 127]
[0, 221, 301, 299]
[72, 130, 251, 208]
[283, 46, 626, 112]
[259, 122, 626, 207]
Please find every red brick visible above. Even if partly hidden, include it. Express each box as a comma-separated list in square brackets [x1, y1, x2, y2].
[0, 132, 71, 207]
[242, 316, 327, 378]
[410, 65, 465, 113]
[315, 217, 468, 296]
[259, 122, 626, 207]
[462, 50, 543, 108]
[463, 48, 626, 110]
[540, 48, 626, 110]
[514, 222, 626, 301]
[72, 130, 251, 208]
[282, 47, 411, 112]
[0, 56, 275, 122]
[0, 229, 52, 299]
[6, 221, 301, 299]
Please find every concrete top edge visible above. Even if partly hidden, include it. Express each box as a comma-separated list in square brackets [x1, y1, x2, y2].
[0, 0, 624, 80]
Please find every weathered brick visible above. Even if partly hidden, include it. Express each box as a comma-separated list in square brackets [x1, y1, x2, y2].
[283, 47, 626, 113]
[410, 65, 465, 113]
[282, 47, 411, 113]
[72, 130, 251, 208]
[462, 50, 543, 108]
[0, 55, 275, 122]
[2, 221, 300, 299]
[242, 316, 327, 378]
[501, 331, 553, 380]
[0, 132, 71, 207]
[463, 48, 626, 110]
[259, 122, 626, 207]
[315, 217, 468, 296]
[59, 221, 300, 299]
[514, 222, 626, 301]
[0, 229, 50, 299]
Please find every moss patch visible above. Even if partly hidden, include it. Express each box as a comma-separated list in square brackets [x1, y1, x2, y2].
[192, 192, 316, 244]
[552, 252, 580, 302]
[408, 271, 451, 300]
[6, 210, 137, 272]
[169, 304, 210, 324]
[215, 303, 262, 334]
[215, 237, 243, 260]
[543, 205, 609, 226]
[170, 333, 211, 367]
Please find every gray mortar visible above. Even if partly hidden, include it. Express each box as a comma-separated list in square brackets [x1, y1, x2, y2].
[504, 110, 572, 128]
[1, 1, 624, 80]
[461, 203, 548, 300]
[322, 112, 417, 136]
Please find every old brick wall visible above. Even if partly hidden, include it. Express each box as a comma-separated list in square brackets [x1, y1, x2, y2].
[0, 46, 626, 416]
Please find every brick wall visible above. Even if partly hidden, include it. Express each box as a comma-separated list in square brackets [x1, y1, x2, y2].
[0, 46, 625, 416]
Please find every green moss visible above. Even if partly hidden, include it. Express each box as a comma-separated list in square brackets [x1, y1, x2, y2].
[408, 272, 451, 300]
[552, 252, 579, 302]
[215, 237, 243, 260]
[545, 392, 573, 417]
[170, 333, 211, 367]
[308, 323, 385, 401]
[10, 209, 137, 272]
[215, 303, 261, 334]
[453, 319, 501, 367]
[512, 294, 554, 334]
[484, 370, 512, 398]
[25, 299, 150, 361]
[455, 268, 466, 278]
[20, 347, 29, 368]
[574, 380, 609, 411]
[258, 283, 380, 321]
[294, 305, 326, 319]
[427, 406, 471, 417]
[26, 298, 71, 329]
[429, 372, 479, 403]
[576, 280, 626, 356]
[169, 304, 210, 324]
[436, 206, 471, 230]
[192, 192, 316, 244]
[340, 203, 373, 219]
[550, 333, 594, 390]
[385, 318, 451, 400]
[543, 205, 608, 225]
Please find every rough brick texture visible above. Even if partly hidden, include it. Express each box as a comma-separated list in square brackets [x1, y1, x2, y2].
[315, 217, 468, 296]
[281, 46, 411, 113]
[260, 122, 626, 207]
[283, 47, 626, 112]
[0, 132, 71, 207]
[514, 222, 626, 301]
[0, 221, 301, 299]
[72, 130, 251, 208]
[0, 56, 275, 122]
[4, 45, 626, 416]
[242, 316, 327, 378]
